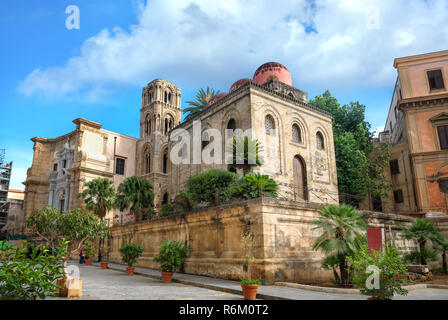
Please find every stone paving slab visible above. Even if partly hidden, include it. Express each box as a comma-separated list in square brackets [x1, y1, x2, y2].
[72, 261, 448, 300]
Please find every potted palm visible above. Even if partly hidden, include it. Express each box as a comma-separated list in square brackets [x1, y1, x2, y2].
[240, 231, 261, 300]
[153, 239, 189, 283]
[119, 240, 144, 275]
[83, 240, 96, 266]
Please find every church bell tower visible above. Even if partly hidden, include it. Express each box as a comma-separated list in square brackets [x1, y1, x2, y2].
[136, 79, 182, 207]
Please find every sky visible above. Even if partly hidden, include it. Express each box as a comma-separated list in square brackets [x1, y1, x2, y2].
[1, 0, 448, 190]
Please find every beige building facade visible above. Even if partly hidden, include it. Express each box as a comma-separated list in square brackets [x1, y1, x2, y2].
[137, 63, 338, 208]
[23, 118, 137, 225]
[23, 62, 339, 225]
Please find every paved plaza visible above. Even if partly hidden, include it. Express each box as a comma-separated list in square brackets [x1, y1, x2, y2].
[53, 262, 448, 300]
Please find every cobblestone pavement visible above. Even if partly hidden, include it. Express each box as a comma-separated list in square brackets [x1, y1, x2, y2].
[54, 262, 448, 300]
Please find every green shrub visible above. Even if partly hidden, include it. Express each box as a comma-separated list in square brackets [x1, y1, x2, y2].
[187, 169, 237, 205]
[153, 239, 189, 272]
[160, 204, 175, 216]
[0, 240, 67, 300]
[404, 249, 438, 265]
[174, 190, 196, 213]
[348, 244, 408, 300]
[241, 279, 262, 285]
[230, 173, 278, 200]
[119, 241, 144, 267]
[83, 239, 96, 259]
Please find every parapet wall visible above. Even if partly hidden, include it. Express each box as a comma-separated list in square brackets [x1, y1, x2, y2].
[105, 198, 443, 284]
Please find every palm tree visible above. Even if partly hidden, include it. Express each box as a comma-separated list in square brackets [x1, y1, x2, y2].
[312, 204, 366, 287]
[434, 235, 448, 274]
[227, 137, 264, 176]
[115, 176, 154, 222]
[402, 218, 441, 265]
[77, 178, 116, 220]
[183, 87, 220, 121]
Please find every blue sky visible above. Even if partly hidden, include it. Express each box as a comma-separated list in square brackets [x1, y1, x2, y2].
[1, 0, 447, 190]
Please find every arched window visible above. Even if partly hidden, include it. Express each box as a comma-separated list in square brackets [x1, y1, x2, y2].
[227, 119, 236, 130]
[288, 92, 295, 99]
[164, 92, 168, 103]
[292, 124, 301, 143]
[149, 93, 153, 103]
[146, 118, 151, 136]
[145, 153, 151, 174]
[265, 115, 275, 135]
[168, 92, 172, 103]
[316, 132, 324, 150]
[162, 150, 168, 174]
[162, 193, 169, 205]
[164, 118, 168, 135]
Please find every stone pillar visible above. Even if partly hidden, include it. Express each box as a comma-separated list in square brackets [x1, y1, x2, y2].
[64, 187, 70, 211]
[48, 189, 54, 206]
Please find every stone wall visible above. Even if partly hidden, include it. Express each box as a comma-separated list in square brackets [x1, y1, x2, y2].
[104, 198, 437, 285]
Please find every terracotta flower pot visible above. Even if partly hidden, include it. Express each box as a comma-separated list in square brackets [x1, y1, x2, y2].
[101, 262, 109, 269]
[85, 259, 92, 266]
[161, 271, 174, 283]
[241, 284, 259, 300]
[126, 266, 135, 275]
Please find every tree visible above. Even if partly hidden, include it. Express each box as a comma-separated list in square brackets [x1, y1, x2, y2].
[0, 240, 67, 300]
[402, 218, 441, 265]
[186, 169, 237, 205]
[115, 176, 154, 222]
[348, 244, 408, 300]
[309, 91, 390, 205]
[227, 137, 264, 176]
[230, 173, 278, 200]
[312, 204, 367, 287]
[183, 87, 220, 121]
[77, 178, 116, 220]
[27, 206, 108, 269]
[433, 235, 448, 274]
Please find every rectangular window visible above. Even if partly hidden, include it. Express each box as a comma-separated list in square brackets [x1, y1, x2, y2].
[438, 125, 448, 150]
[389, 159, 400, 175]
[115, 158, 125, 175]
[62, 160, 67, 168]
[393, 190, 404, 203]
[53, 163, 58, 171]
[427, 69, 445, 91]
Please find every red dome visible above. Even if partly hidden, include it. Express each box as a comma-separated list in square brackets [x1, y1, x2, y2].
[229, 78, 251, 93]
[208, 92, 228, 106]
[253, 62, 292, 86]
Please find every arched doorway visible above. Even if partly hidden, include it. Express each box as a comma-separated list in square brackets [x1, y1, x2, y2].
[293, 155, 308, 201]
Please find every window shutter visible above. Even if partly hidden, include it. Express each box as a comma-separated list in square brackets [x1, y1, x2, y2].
[427, 70, 445, 90]
[438, 125, 448, 150]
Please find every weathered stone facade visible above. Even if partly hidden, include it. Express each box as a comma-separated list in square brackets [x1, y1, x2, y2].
[23, 118, 137, 224]
[103, 198, 440, 284]
[136, 65, 338, 207]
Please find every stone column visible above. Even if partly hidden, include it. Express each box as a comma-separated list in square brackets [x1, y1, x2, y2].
[48, 189, 54, 206]
[64, 187, 70, 211]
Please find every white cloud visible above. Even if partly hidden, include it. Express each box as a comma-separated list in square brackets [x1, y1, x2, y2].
[18, 0, 448, 100]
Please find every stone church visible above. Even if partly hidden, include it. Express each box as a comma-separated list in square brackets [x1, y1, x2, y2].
[22, 62, 338, 226]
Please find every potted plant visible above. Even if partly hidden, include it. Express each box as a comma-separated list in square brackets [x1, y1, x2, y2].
[240, 231, 261, 300]
[153, 239, 189, 283]
[83, 239, 96, 266]
[119, 240, 144, 275]
[348, 244, 408, 300]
